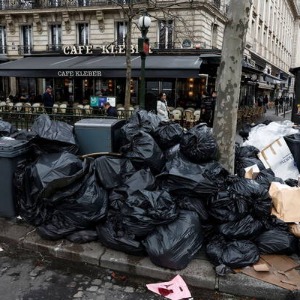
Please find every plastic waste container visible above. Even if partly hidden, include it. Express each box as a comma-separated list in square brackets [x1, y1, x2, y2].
[285, 133, 300, 172]
[0, 139, 30, 218]
[74, 118, 126, 155]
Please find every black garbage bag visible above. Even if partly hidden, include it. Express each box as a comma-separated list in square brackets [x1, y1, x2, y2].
[31, 114, 78, 154]
[284, 133, 300, 172]
[0, 120, 17, 136]
[180, 124, 218, 163]
[207, 191, 249, 223]
[284, 178, 299, 187]
[164, 144, 181, 161]
[121, 190, 178, 237]
[109, 168, 157, 211]
[143, 210, 203, 270]
[152, 122, 184, 150]
[234, 157, 266, 177]
[18, 152, 86, 226]
[10, 129, 36, 141]
[175, 195, 209, 222]
[206, 234, 260, 268]
[66, 229, 99, 243]
[218, 214, 264, 240]
[255, 168, 284, 190]
[121, 109, 161, 142]
[261, 215, 289, 232]
[120, 131, 165, 175]
[228, 178, 272, 219]
[235, 144, 260, 158]
[156, 154, 219, 197]
[96, 213, 146, 256]
[94, 155, 136, 189]
[37, 163, 108, 240]
[255, 229, 298, 255]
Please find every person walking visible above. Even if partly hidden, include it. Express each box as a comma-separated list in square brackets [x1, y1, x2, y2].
[42, 86, 54, 114]
[156, 92, 169, 121]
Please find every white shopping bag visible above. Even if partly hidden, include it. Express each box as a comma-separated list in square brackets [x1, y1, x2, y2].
[258, 137, 300, 180]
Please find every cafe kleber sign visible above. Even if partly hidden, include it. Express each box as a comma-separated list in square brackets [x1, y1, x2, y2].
[57, 70, 102, 77]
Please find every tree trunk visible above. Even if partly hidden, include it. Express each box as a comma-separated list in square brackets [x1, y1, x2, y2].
[212, 0, 252, 174]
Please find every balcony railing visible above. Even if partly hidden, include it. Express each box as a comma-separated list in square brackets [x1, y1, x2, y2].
[0, 0, 146, 10]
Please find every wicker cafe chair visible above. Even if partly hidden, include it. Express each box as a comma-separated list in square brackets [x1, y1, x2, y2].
[183, 109, 195, 129]
[117, 107, 125, 119]
[0, 101, 6, 112]
[170, 109, 182, 125]
[193, 109, 201, 124]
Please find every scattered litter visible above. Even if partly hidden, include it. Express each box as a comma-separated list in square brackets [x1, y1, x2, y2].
[0, 247, 3, 252]
[146, 275, 192, 300]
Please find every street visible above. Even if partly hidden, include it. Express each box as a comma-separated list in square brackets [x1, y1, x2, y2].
[0, 241, 256, 300]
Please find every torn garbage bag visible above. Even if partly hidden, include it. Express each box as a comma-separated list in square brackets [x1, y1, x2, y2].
[143, 210, 203, 270]
[0, 120, 17, 137]
[121, 190, 178, 237]
[180, 123, 218, 163]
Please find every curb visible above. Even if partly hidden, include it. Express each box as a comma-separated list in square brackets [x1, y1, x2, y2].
[1, 217, 299, 300]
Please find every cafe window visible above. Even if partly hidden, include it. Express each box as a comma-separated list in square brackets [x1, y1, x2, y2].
[77, 23, 89, 45]
[158, 20, 173, 49]
[50, 24, 62, 50]
[0, 26, 6, 54]
[77, 0, 89, 6]
[116, 21, 127, 46]
[49, 0, 61, 7]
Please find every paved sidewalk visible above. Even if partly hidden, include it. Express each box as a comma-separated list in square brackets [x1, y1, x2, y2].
[0, 217, 299, 300]
[0, 107, 298, 300]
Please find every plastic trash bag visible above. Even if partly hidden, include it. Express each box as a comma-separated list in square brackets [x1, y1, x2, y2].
[180, 123, 218, 163]
[0, 120, 17, 137]
[254, 168, 284, 190]
[207, 190, 249, 223]
[120, 131, 165, 175]
[228, 178, 272, 219]
[206, 234, 260, 268]
[109, 168, 156, 211]
[156, 155, 220, 197]
[218, 214, 264, 240]
[66, 229, 98, 244]
[31, 114, 78, 154]
[176, 195, 209, 222]
[121, 190, 178, 237]
[94, 155, 136, 189]
[153, 122, 184, 150]
[121, 109, 161, 142]
[143, 210, 203, 270]
[96, 214, 146, 256]
[255, 229, 298, 255]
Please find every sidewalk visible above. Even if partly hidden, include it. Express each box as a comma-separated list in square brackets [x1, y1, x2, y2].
[0, 108, 298, 300]
[0, 216, 299, 300]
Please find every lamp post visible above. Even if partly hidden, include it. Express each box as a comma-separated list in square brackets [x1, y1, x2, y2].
[138, 13, 151, 109]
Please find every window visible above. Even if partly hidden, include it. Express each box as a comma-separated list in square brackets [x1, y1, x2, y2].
[158, 20, 173, 49]
[116, 21, 127, 45]
[50, 24, 62, 50]
[211, 23, 218, 49]
[49, 0, 61, 7]
[0, 26, 6, 54]
[21, 25, 32, 54]
[77, 23, 89, 45]
[77, 0, 89, 6]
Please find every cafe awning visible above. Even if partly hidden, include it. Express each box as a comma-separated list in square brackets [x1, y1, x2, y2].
[0, 55, 202, 78]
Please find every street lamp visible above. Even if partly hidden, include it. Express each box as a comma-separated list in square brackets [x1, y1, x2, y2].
[138, 13, 151, 109]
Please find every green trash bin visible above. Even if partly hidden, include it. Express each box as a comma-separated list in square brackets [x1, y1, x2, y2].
[0, 139, 30, 218]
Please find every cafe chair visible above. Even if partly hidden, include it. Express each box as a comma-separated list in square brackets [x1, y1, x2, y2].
[193, 109, 201, 124]
[171, 109, 182, 125]
[52, 103, 59, 114]
[14, 102, 24, 112]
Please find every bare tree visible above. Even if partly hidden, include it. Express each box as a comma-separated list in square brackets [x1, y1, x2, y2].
[212, 0, 252, 173]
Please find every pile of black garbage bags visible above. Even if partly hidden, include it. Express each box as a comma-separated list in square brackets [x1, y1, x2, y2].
[3, 111, 300, 273]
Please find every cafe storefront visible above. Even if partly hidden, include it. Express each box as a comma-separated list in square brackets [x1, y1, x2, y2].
[0, 53, 203, 110]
